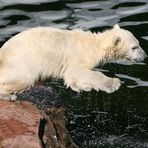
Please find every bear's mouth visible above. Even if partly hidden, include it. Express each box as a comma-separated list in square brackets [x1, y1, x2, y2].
[109, 59, 144, 65]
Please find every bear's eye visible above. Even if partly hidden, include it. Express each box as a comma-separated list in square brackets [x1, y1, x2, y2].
[132, 46, 138, 51]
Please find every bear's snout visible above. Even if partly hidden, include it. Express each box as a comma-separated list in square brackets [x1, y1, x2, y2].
[133, 48, 147, 62]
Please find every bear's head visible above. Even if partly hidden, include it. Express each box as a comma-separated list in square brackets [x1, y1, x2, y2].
[111, 24, 147, 62]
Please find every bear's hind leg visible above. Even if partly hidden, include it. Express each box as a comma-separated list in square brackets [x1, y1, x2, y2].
[0, 91, 16, 101]
[0, 81, 31, 101]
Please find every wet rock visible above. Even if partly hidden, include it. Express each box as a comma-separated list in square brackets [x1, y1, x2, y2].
[43, 107, 78, 148]
[17, 85, 63, 109]
[0, 100, 77, 148]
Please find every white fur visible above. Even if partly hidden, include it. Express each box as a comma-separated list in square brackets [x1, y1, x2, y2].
[0, 24, 147, 100]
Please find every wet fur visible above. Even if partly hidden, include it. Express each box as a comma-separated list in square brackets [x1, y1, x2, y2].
[0, 24, 146, 100]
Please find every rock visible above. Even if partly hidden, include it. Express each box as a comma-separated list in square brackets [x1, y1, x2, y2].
[17, 85, 63, 109]
[43, 107, 77, 148]
[0, 100, 77, 148]
[0, 100, 43, 148]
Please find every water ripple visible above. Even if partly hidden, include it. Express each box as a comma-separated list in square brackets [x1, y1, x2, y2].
[116, 74, 148, 88]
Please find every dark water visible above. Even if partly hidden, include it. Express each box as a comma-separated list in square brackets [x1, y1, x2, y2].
[0, 0, 148, 147]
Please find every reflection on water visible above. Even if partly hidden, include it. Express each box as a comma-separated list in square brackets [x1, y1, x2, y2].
[116, 74, 148, 88]
[0, 0, 148, 147]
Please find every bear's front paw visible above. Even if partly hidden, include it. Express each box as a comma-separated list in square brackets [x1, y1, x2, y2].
[101, 78, 121, 93]
[69, 82, 93, 92]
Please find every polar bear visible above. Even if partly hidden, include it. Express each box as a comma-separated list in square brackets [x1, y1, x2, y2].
[0, 24, 147, 100]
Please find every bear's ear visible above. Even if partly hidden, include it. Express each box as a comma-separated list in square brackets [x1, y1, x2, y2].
[114, 36, 121, 46]
[114, 24, 120, 29]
